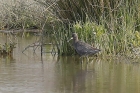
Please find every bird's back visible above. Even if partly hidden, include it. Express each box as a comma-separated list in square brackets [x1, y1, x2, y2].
[74, 41, 100, 56]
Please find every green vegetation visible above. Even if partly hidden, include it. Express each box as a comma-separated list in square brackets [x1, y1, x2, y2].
[73, 21, 134, 56]
[0, 43, 16, 55]
[50, 0, 140, 56]
[0, 0, 140, 56]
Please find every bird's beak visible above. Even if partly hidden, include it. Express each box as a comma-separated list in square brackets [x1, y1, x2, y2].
[67, 37, 73, 42]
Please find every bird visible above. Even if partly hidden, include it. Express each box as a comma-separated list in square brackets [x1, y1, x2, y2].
[69, 33, 101, 56]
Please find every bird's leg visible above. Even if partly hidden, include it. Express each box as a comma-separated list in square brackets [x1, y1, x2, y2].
[79, 56, 85, 69]
[79, 56, 84, 63]
[86, 56, 90, 64]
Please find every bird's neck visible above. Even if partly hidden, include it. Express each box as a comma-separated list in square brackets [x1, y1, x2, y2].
[74, 38, 78, 43]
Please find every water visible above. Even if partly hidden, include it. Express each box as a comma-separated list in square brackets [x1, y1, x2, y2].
[0, 33, 140, 93]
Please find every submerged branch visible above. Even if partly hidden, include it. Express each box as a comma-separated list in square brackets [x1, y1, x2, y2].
[22, 42, 57, 54]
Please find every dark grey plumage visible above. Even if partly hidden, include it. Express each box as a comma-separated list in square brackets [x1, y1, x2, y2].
[71, 33, 101, 56]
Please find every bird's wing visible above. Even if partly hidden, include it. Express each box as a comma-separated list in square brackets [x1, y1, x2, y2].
[75, 41, 100, 55]
[76, 41, 93, 52]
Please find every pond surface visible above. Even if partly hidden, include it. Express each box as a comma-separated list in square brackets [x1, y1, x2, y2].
[0, 33, 140, 93]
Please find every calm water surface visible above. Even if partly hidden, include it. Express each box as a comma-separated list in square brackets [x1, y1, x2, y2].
[0, 33, 140, 93]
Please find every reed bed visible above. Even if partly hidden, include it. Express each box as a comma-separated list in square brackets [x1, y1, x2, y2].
[49, 0, 140, 56]
[0, 0, 140, 56]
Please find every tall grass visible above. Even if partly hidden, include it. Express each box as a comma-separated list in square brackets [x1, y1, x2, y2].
[1, 0, 140, 56]
[49, 22, 75, 55]
[49, 19, 138, 56]
[73, 21, 135, 55]
[55, 0, 139, 23]
[49, 0, 140, 56]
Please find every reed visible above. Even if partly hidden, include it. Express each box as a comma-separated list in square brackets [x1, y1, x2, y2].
[50, 22, 75, 55]
[48, 20, 131, 56]
[73, 21, 134, 55]
[50, 14, 140, 56]
[1, 0, 140, 56]
[54, 0, 139, 23]
[49, 0, 140, 56]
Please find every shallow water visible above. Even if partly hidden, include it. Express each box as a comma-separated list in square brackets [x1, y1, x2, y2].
[0, 33, 140, 93]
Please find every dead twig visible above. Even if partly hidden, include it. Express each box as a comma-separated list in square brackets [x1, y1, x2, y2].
[22, 42, 53, 53]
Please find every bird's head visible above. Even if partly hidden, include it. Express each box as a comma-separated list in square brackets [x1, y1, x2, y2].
[67, 33, 78, 42]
